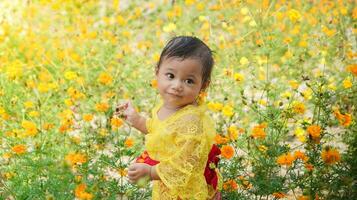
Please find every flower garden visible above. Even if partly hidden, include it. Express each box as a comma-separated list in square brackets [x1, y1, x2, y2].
[0, 0, 356, 199]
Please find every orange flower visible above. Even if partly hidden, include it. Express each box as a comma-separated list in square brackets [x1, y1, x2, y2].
[251, 123, 267, 139]
[221, 145, 234, 159]
[297, 195, 310, 200]
[214, 134, 229, 145]
[346, 64, 357, 77]
[124, 138, 134, 148]
[294, 150, 308, 162]
[97, 72, 113, 85]
[305, 163, 314, 171]
[111, 117, 123, 129]
[151, 79, 158, 88]
[276, 153, 294, 167]
[83, 114, 93, 122]
[272, 192, 286, 198]
[307, 125, 321, 140]
[12, 144, 27, 155]
[65, 153, 87, 166]
[223, 179, 238, 191]
[321, 148, 340, 165]
[333, 109, 352, 127]
[95, 102, 109, 112]
[75, 183, 93, 200]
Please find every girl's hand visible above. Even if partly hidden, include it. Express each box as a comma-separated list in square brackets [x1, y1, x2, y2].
[115, 100, 139, 126]
[127, 163, 151, 183]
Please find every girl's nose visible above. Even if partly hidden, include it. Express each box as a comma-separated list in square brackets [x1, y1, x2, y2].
[172, 80, 183, 91]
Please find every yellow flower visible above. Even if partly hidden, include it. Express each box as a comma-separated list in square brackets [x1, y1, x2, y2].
[287, 9, 301, 22]
[240, 7, 249, 15]
[22, 120, 38, 136]
[342, 77, 352, 88]
[28, 111, 39, 117]
[292, 101, 305, 114]
[228, 125, 238, 141]
[163, 23, 176, 32]
[97, 72, 113, 85]
[294, 127, 306, 142]
[24, 101, 34, 109]
[288, 80, 299, 89]
[234, 73, 244, 82]
[64, 71, 78, 80]
[321, 147, 340, 165]
[239, 57, 249, 65]
[222, 105, 234, 117]
[207, 102, 223, 112]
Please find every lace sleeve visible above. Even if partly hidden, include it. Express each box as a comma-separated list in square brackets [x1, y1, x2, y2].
[156, 113, 207, 196]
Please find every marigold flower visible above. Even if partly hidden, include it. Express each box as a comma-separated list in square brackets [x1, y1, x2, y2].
[221, 145, 234, 159]
[346, 64, 357, 77]
[276, 153, 294, 167]
[321, 148, 340, 165]
[307, 125, 321, 140]
[124, 138, 134, 148]
[297, 195, 310, 200]
[223, 179, 238, 191]
[214, 134, 229, 145]
[21, 120, 38, 136]
[151, 79, 158, 88]
[97, 72, 113, 85]
[333, 109, 352, 127]
[292, 101, 305, 114]
[12, 144, 27, 155]
[111, 117, 123, 129]
[287, 9, 302, 22]
[65, 152, 87, 166]
[95, 102, 109, 112]
[75, 183, 93, 200]
[251, 123, 267, 139]
[294, 150, 308, 162]
[305, 163, 314, 171]
[272, 192, 286, 198]
[342, 77, 352, 88]
[83, 114, 93, 122]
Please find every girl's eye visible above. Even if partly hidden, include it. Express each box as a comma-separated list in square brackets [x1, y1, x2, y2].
[165, 73, 174, 79]
[185, 79, 194, 85]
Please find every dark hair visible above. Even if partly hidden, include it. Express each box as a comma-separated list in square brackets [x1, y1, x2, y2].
[156, 36, 214, 88]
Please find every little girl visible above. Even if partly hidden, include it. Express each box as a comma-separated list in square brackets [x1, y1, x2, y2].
[116, 36, 221, 200]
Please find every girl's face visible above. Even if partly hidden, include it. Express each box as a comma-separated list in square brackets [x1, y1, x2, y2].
[156, 57, 205, 109]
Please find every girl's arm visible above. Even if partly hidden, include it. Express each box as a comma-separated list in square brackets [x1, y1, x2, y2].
[131, 114, 148, 134]
[115, 101, 148, 134]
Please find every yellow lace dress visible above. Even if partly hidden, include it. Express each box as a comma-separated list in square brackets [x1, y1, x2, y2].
[145, 101, 216, 200]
